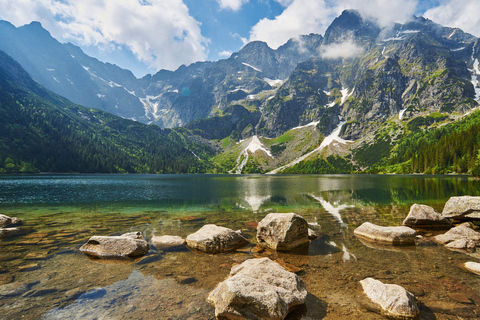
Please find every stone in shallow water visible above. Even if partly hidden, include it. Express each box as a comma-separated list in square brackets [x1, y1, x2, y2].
[444, 238, 476, 251]
[442, 196, 480, 220]
[403, 204, 452, 228]
[79, 236, 149, 259]
[354, 222, 416, 245]
[464, 261, 480, 275]
[207, 257, 307, 320]
[434, 222, 480, 245]
[0, 227, 23, 240]
[151, 235, 185, 250]
[359, 277, 419, 319]
[120, 232, 145, 240]
[0, 214, 21, 227]
[256, 213, 309, 251]
[186, 224, 248, 253]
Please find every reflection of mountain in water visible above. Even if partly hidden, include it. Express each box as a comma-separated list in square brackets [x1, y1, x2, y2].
[238, 176, 271, 212]
[308, 194, 354, 228]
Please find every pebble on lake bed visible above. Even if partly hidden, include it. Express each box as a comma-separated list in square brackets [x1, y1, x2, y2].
[464, 261, 480, 275]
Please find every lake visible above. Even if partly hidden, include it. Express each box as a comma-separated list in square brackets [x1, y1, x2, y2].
[1, 174, 480, 319]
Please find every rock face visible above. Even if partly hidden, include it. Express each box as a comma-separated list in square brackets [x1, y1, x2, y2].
[442, 196, 480, 220]
[464, 261, 480, 275]
[403, 204, 452, 228]
[434, 222, 480, 245]
[0, 214, 21, 227]
[151, 235, 186, 250]
[360, 277, 419, 319]
[186, 224, 249, 253]
[207, 258, 307, 320]
[256, 213, 309, 251]
[79, 236, 149, 259]
[354, 222, 417, 245]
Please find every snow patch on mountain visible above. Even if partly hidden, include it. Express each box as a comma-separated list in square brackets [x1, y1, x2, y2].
[340, 87, 354, 105]
[232, 136, 272, 174]
[263, 78, 285, 87]
[398, 108, 407, 120]
[242, 62, 262, 72]
[291, 121, 319, 130]
[469, 47, 480, 101]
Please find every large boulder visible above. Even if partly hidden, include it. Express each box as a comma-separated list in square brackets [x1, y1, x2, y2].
[403, 204, 451, 228]
[434, 222, 480, 245]
[354, 222, 416, 245]
[360, 277, 419, 319]
[442, 196, 480, 220]
[207, 257, 307, 320]
[151, 235, 185, 250]
[0, 214, 21, 227]
[256, 213, 309, 251]
[79, 236, 149, 259]
[186, 224, 249, 253]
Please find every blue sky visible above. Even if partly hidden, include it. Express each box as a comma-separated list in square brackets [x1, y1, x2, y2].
[0, 0, 478, 78]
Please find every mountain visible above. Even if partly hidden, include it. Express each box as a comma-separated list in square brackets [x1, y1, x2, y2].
[0, 50, 213, 174]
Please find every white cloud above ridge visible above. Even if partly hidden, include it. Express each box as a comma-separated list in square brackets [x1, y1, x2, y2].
[217, 0, 249, 11]
[423, 0, 480, 37]
[0, 0, 208, 72]
[320, 38, 364, 59]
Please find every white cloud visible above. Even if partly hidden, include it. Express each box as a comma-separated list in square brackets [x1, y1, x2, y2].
[0, 0, 208, 72]
[249, 0, 418, 49]
[219, 50, 233, 57]
[217, 0, 249, 11]
[320, 39, 364, 59]
[423, 0, 480, 37]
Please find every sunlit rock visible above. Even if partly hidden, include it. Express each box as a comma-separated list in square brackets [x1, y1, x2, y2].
[207, 257, 307, 320]
[354, 222, 416, 245]
[359, 277, 419, 319]
[151, 235, 185, 250]
[442, 196, 480, 220]
[0, 227, 22, 240]
[434, 222, 480, 245]
[403, 204, 452, 228]
[0, 214, 21, 227]
[464, 261, 480, 275]
[256, 213, 309, 251]
[186, 224, 249, 253]
[79, 236, 149, 259]
[120, 232, 145, 240]
[445, 238, 476, 251]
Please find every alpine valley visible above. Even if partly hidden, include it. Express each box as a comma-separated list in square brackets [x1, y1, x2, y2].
[1, 9, 480, 175]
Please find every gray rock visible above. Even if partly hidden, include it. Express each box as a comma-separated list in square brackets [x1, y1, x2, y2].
[354, 222, 416, 245]
[445, 238, 476, 251]
[186, 224, 249, 253]
[120, 232, 145, 240]
[434, 222, 480, 245]
[0, 227, 22, 240]
[308, 228, 318, 241]
[0, 282, 30, 297]
[0, 214, 21, 227]
[464, 261, 480, 275]
[442, 196, 480, 220]
[256, 213, 309, 251]
[360, 277, 419, 319]
[151, 235, 185, 250]
[79, 236, 149, 259]
[403, 204, 452, 228]
[207, 257, 307, 320]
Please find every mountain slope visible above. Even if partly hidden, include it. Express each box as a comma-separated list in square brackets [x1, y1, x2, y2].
[0, 50, 210, 174]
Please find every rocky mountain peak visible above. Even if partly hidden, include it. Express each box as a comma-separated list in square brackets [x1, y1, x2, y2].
[324, 9, 380, 44]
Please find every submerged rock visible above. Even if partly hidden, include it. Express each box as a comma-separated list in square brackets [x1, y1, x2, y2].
[464, 261, 480, 275]
[403, 204, 452, 228]
[354, 222, 416, 245]
[442, 196, 480, 220]
[0, 227, 23, 240]
[79, 236, 149, 259]
[360, 277, 419, 319]
[151, 235, 185, 250]
[186, 224, 249, 253]
[256, 213, 309, 251]
[434, 222, 480, 245]
[207, 257, 307, 320]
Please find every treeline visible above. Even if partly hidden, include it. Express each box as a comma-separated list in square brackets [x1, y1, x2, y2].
[0, 58, 212, 174]
[280, 155, 356, 174]
[370, 111, 480, 175]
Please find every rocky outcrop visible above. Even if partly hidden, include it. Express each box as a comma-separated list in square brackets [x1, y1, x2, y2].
[0, 214, 21, 227]
[256, 213, 309, 251]
[186, 224, 249, 253]
[354, 222, 417, 245]
[151, 235, 185, 250]
[442, 196, 480, 220]
[359, 278, 419, 319]
[464, 261, 480, 275]
[403, 204, 452, 228]
[434, 222, 480, 245]
[79, 236, 149, 259]
[207, 257, 307, 320]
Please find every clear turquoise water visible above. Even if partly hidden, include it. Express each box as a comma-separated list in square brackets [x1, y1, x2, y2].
[1, 174, 480, 319]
